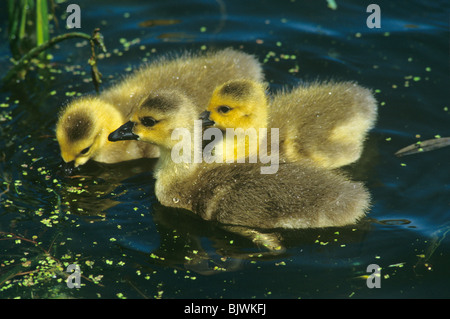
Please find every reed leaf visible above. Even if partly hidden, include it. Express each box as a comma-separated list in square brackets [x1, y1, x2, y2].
[36, 0, 50, 46]
[7, 0, 50, 59]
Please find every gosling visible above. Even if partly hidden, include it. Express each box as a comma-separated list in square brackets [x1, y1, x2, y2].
[56, 48, 264, 172]
[204, 79, 377, 168]
[109, 89, 370, 230]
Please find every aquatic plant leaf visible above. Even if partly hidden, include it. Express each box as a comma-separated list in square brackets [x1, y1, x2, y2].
[395, 137, 450, 157]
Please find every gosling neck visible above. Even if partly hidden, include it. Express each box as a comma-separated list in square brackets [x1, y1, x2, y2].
[251, 98, 269, 129]
[90, 104, 126, 161]
[153, 124, 204, 181]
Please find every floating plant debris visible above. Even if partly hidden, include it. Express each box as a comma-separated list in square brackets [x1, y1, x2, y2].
[395, 137, 450, 157]
[138, 19, 181, 28]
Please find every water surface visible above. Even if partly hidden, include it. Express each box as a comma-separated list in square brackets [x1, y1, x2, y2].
[0, 0, 449, 299]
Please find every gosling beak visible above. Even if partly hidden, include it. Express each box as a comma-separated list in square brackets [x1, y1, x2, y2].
[108, 121, 139, 141]
[199, 111, 215, 127]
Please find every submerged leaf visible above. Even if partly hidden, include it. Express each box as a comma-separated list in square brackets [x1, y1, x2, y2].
[395, 137, 450, 157]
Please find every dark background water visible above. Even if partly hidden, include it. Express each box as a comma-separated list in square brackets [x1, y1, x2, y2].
[0, 0, 449, 299]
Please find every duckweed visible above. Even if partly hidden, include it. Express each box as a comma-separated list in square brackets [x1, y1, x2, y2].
[327, 0, 337, 10]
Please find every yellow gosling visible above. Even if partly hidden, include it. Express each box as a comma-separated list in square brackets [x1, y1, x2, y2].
[109, 89, 370, 230]
[56, 48, 264, 170]
[205, 79, 377, 168]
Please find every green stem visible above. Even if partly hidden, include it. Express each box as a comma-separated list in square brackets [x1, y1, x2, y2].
[36, 0, 50, 47]
[2, 29, 106, 93]
[18, 0, 29, 43]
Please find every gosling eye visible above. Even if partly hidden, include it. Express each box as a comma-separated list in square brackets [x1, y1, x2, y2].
[140, 116, 158, 127]
[80, 146, 90, 155]
[217, 105, 232, 114]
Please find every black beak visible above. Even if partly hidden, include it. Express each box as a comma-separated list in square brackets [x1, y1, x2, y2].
[108, 121, 139, 141]
[59, 160, 79, 176]
[199, 111, 215, 127]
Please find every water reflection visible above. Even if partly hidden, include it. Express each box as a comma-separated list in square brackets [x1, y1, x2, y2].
[134, 202, 374, 275]
[375, 219, 412, 226]
[57, 158, 157, 217]
[413, 221, 450, 276]
[64, 157, 376, 275]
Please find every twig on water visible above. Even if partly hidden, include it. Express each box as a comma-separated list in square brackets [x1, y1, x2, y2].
[1, 28, 106, 93]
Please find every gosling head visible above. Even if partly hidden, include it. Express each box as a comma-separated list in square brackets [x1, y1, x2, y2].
[204, 79, 268, 131]
[108, 89, 197, 149]
[56, 97, 124, 169]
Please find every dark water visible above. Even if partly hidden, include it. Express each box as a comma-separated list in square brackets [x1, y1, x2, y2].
[0, 0, 449, 299]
